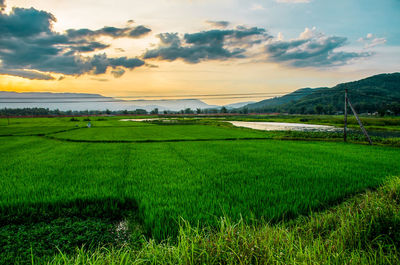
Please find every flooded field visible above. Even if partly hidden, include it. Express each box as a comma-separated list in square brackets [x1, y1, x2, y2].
[120, 119, 339, 132]
[227, 121, 340, 132]
[119, 119, 400, 137]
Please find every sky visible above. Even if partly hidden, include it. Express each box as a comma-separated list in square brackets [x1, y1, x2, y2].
[0, 0, 399, 104]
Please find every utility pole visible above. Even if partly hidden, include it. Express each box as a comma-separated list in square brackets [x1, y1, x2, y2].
[347, 99, 373, 145]
[344, 89, 348, 142]
[344, 88, 372, 145]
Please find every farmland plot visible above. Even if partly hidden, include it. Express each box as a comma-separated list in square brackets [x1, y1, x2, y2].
[0, 120, 399, 262]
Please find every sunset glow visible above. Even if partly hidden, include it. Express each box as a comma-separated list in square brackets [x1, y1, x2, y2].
[1, 0, 399, 104]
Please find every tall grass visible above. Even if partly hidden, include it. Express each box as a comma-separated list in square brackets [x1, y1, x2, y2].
[42, 176, 400, 264]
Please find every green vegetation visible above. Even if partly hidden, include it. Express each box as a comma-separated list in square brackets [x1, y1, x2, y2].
[49, 124, 270, 142]
[44, 176, 400, 265]
[245, 73, 400, 115]
[0, 116, 399, 263]
[270, 130, 400, 147]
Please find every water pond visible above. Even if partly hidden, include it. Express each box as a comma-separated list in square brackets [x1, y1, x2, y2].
[227, 121, 340, 132]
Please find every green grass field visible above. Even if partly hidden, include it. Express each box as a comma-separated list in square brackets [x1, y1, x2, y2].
[49, 124, 270, 142]
[0, 116, 399, 263]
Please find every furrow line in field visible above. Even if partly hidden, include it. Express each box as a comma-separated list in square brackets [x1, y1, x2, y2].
[0, 126, 83, 137]
[41, 136, 273, 143]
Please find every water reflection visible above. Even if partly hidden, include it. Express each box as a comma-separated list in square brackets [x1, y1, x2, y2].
[227, 121, 340, 132]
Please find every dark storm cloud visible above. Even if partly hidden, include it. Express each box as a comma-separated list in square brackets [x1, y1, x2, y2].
[265, 35, 371, 67]
[0, 6, 147, 80]
[143, 27, 269, 63]
[205, 20, 230, 28]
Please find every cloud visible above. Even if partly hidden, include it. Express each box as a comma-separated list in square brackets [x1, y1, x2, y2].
[265, 28, 371, 67]
[143, 26, 269, 63]
[145, 63, 159, 68]
[91, 77, 109, 82]
[66, 25, 151, 39]
[0, 7, 56, 37]
[0, 68, 55, 80]
[358, 33, 387, 49]
[250, 4, 265, 10]
[70, 42, 110, 53]
[0, 1, 374, 76]
[0, 6, 146, 80]
[0, 0, 5, 11]
[128, 25, 151, 37]
[205, 20, 230, 28]
[144, 26, 367, 68]
[108, 56, 145, 70]
[299, 26, 320, 39]
[366, 38, 387, 48]
[276, 0, 311, 3]
[111, 68, 125, 78]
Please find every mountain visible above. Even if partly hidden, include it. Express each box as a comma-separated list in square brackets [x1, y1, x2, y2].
[0, 92, 219, 112]
[224, 101, 255, 109]
[245, 87, 317, 110]
[244, 73, 400, 115]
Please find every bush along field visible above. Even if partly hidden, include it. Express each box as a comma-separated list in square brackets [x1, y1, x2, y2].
[0, 116, 399, 263]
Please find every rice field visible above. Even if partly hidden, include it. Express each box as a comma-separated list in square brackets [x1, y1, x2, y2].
[49, 124, 270, 142]
[0, 116, 399, 262]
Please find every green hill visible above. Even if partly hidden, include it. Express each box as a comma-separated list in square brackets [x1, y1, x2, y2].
[246, 87, 318, 110]
[245, 73, 400, 115]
